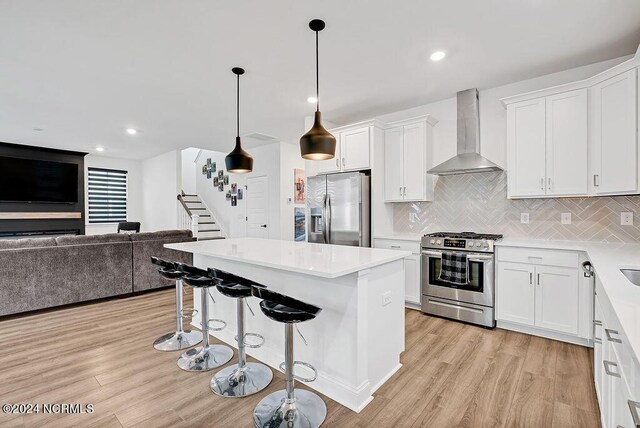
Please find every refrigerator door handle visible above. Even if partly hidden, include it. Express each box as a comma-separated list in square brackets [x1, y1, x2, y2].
[326, 195, 332, 244]
[322, 194, 328, 243]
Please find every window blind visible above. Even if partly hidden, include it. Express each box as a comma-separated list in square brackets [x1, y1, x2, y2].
[87, 167, 128, 223]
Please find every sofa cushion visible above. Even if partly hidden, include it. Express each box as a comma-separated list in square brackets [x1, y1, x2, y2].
[55, 233, 131, 246]
[129, 229, 193, 242]
[0, 237, 57, 250]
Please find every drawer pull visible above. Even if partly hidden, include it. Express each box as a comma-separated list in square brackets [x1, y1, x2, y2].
[603, 360, 621, 378]
[628, 400, 640, 428]
[390, 245, 401, 249]
[593, 320, 602, 326]
[605, 328, 623, 344]
[593, 337, 602, 344]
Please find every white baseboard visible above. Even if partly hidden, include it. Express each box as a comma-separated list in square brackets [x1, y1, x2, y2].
[497, 320, 592, 347]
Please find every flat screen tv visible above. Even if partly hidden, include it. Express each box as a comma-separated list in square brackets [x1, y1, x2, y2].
[0, 156, 78, 203]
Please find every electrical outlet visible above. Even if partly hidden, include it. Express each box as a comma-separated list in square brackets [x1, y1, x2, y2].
[621, 212, 634, 226]
[409, 212, 418, 222]
[561, 213, 571, 225]
[382, 291, 392, 306]
[520, 213, 529, 224]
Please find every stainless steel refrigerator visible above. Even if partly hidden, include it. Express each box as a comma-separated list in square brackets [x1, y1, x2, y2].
[307, 172, 370, 247]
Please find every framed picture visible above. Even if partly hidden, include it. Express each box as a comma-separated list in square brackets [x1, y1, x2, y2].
[226, 191, 232, 200]
[294, 168, 306, 203]
[237, 189, 243, 200]
[223, 175, 229, 185]
[231, 196, 237, 207]
[231, 183, 237, 194]
[218, 170, 224, 179]
[206, 170, 212, 179]
[202, 165, 207, 175]
[213, 177, 219, 186]
[294, 208, 306, 241]
[218, 182, 224, 191]
[211, 161, 216, 173]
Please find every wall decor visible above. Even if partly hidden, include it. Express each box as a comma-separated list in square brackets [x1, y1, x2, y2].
[237, 189, 243, 200]
[213, 177, 219, 186]
[203, 158, 215, 179]
[294, 207, 306, 241]
[218, 182, 224, 192]
[223, 175, 229, 185]
[231, 183, 237, 194]
[226, 191, 232, 200]
[294, 168, 306, 203]
[218, 170, 224, 179]
[231, 195, 237, 207]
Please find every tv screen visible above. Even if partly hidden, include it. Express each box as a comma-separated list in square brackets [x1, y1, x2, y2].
[0, 156, 78, 203]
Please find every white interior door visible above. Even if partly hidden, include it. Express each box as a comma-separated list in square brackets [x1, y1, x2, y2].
[246, 175, 269, 238]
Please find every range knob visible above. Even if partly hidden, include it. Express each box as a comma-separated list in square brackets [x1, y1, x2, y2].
[435, 239, 441, 245]
[482, 241, 489, 248]
[476, 242, 482, 247]
[468, 241, 474, 247]
[429, 239, 435, 244]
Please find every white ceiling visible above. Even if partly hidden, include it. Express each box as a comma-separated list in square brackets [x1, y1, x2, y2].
[1, 0, 640, 160]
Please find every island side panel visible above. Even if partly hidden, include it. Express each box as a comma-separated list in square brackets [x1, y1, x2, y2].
[191, 253, 374, 412]
[362, 259, 405, 393]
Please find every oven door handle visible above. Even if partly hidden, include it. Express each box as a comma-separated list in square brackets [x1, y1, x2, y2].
[421, 250, 493, 262]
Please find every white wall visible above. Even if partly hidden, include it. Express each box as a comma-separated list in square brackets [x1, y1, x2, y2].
[84, 154, 143, 235]
[279, 142, 305, 241]
[374, 55, 631, 169]
[141, 150, 181, 232]
[181, 147, 200, 194]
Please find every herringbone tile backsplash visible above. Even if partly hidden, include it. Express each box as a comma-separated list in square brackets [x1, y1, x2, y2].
[394, 172, 640, 243]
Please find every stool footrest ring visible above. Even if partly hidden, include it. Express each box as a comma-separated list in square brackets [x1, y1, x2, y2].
[204, 318, 227, 332]
[234, 332, 265, 348]
[179, 308, 198, 319]
[278, 360, 318, 383]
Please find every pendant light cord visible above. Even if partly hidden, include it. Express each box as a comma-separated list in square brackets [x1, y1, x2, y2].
[315, 30, 320, 112]
[236, 73, 240, 138]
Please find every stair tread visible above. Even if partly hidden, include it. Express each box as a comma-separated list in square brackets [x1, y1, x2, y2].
[197, 237, 225, 241]
[198, 222, 216, 225]
[198, 229, 220, 232]
[190, 208, 206, 210]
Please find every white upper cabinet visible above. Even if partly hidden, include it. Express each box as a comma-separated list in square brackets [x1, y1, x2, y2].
[507, 98, 546, 197]
[383, 116, 436, 202]
[308, 123, 374, 175]
[546, 89, 588, 196]
[506, 89, 588, 199]
[502, 50, 640, 198]
[590, 68, 638, 195]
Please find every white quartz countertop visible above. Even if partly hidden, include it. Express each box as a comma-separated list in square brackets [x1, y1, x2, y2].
[373, 234, 423, 242]
[497, 238, 640, 360]
[165, 238, 411, 279]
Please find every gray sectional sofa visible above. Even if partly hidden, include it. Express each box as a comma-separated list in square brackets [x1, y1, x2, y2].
[0, 230, 194, 317]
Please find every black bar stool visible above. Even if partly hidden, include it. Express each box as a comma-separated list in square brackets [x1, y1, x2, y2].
[150, 257, 201, 351]
[174, 263, 233, 372]
[251, 286, 325, 428]
[208, 268, 273, 397]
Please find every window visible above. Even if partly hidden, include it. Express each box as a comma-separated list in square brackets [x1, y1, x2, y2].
[87, 167, 128, 223]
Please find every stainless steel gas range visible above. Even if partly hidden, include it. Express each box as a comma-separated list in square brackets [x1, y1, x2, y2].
[421, 232, 503, 328]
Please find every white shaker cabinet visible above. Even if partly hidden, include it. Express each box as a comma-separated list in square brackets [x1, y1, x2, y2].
[506, 89, 588, 198]
[373, 238, 421, 307]
[590, 68, 638, 195]
[383, 116, 436, 202]
[535, 265, 579, 335]
[496, 261, 535, 326]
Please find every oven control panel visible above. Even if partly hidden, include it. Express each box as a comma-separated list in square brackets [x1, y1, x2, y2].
[443, 239, 466, 248]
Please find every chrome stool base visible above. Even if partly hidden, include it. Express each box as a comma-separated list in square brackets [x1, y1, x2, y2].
[177, 344, 233, 372]
[153, 330, 202, 352]
[210, 362, 273, 397]
[254, 389, 327, 428]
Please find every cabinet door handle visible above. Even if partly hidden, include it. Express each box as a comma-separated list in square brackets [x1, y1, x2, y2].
[537, 273, 540, 285]
[540, 178, 544, 190]
[399, 187, 403, 196]
[336, 158, 340, 167]
[628, 400, 640, 428]
[403, 187, 406, 196]
[593, 174, 600, 187]
[548, 177, 552, 191]
[603, 360, 621, 377]
[605, 328, 623, 343]
[529, 272, 533, 285]
[342, 157, 345, 167]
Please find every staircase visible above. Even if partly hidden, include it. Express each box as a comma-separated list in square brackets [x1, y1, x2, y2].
[177, 192, 226, 241]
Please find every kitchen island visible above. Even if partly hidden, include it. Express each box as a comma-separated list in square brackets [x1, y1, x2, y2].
[165, 237, 410, 412]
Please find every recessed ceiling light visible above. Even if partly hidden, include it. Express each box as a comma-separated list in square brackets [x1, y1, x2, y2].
[96, 147, 105, 152]
[307, 96, 318, 104]
[430, 51, 446, 62]
[126, 128, 137, 135]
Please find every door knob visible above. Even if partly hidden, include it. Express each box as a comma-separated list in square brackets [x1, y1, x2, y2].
[259, 224, 267, 228]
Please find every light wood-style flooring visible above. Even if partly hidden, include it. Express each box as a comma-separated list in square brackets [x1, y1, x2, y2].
[0, 288, 600, 427]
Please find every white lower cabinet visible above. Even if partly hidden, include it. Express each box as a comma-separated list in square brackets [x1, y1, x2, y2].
[496, 247, 590, 344]
[373, 238, 421, 307]
[594, 289, 638, 428]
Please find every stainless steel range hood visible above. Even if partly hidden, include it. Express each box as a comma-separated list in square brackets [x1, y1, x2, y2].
[427, 88, 502, 176]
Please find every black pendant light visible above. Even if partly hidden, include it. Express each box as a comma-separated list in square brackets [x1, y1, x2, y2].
[300, 19, 336, 160]
[225, 67, 254, 173]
